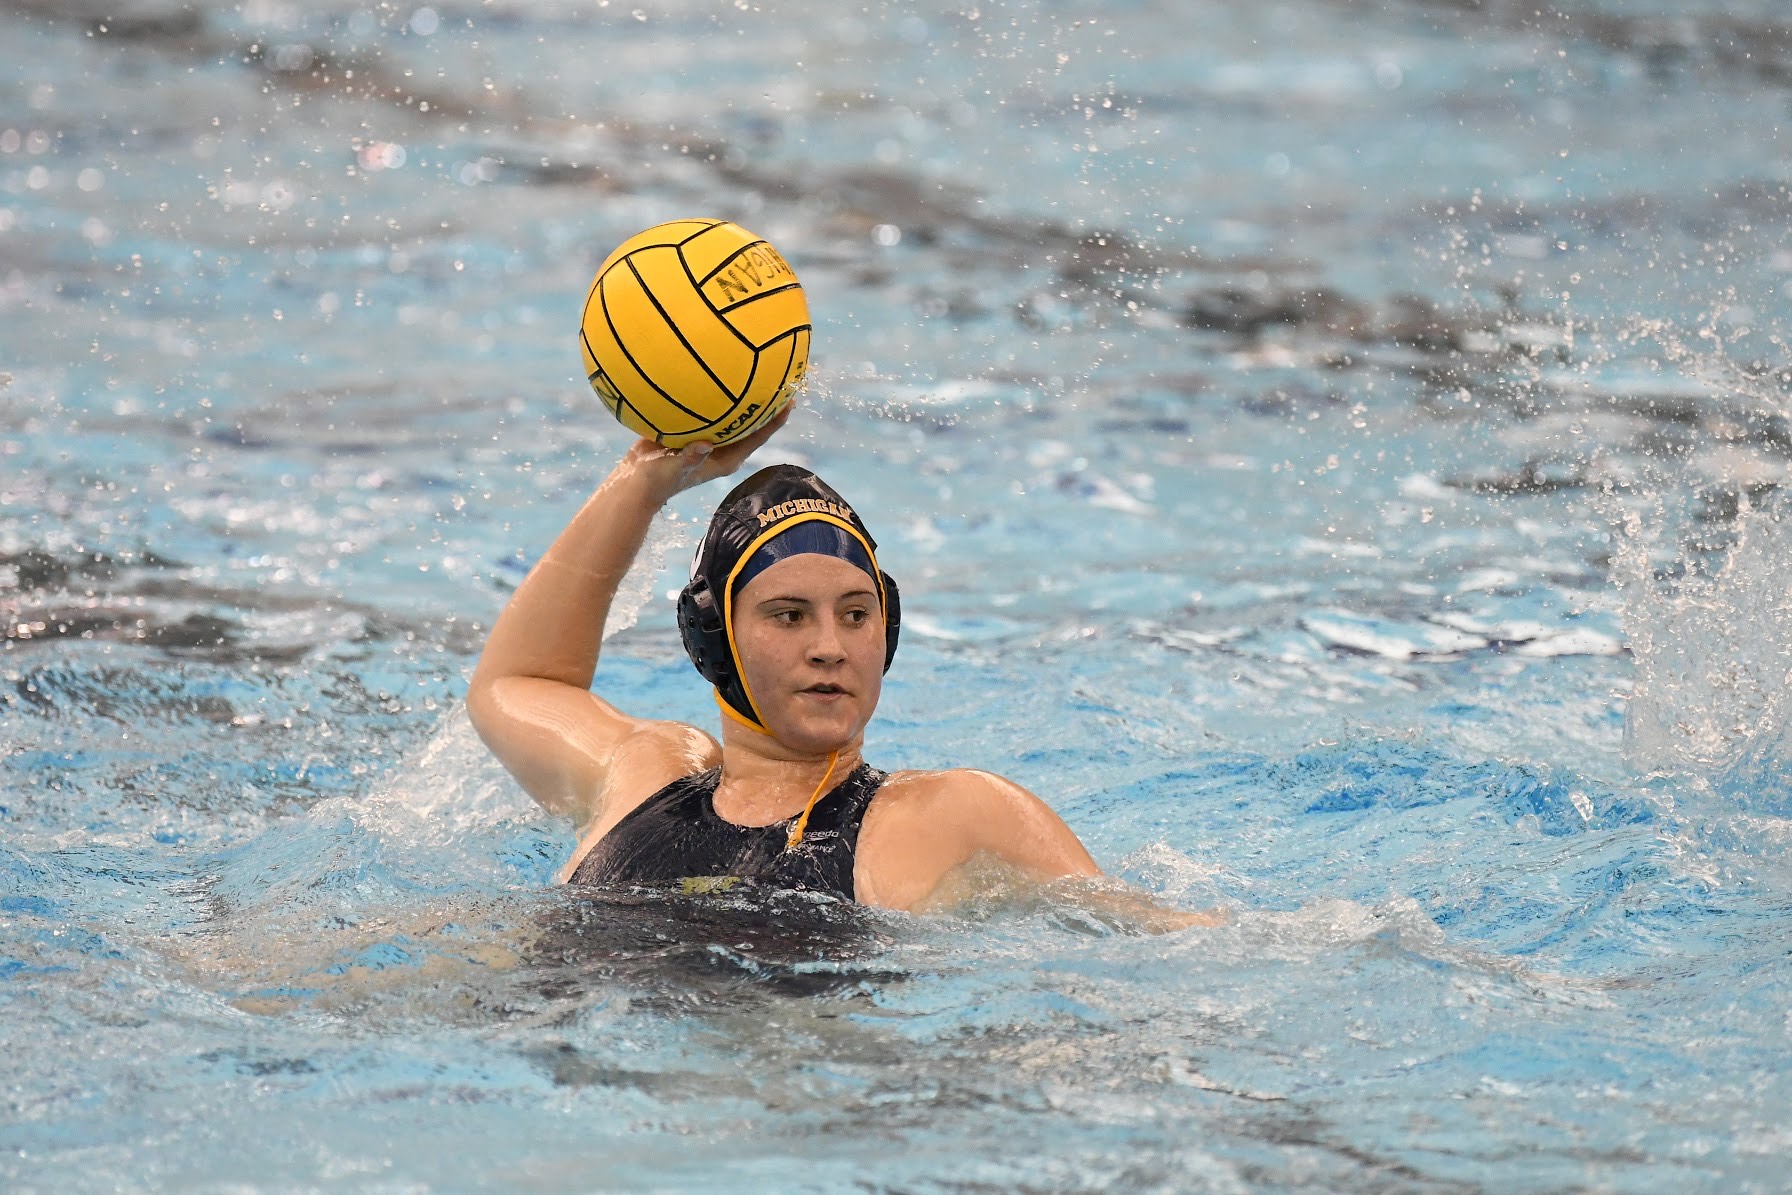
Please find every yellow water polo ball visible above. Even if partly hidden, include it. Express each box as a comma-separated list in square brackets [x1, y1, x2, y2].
[578, 218, 811, 448]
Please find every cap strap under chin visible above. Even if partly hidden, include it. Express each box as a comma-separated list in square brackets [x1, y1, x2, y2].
[714, 689, 769, 734]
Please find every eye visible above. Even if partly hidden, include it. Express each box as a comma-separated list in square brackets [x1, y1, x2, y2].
[772, 608, 804, 625]
[843, 607, 871, 626]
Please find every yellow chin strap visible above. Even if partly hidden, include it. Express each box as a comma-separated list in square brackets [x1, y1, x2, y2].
[785, 750, 839, 851]
[715, 690, 769, 734]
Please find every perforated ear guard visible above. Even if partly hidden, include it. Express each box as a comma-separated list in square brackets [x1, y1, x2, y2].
[880, 574, 902, 663]
[677, 575, 729, 688]
[677, 570, 902, 697]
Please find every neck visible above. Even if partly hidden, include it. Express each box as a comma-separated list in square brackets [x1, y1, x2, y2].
[712, 722, 865, 825]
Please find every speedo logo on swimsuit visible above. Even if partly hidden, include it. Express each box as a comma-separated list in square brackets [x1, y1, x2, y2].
[756, 498, 856, 528]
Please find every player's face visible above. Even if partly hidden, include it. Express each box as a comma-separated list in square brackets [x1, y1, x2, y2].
[733, 553, 884, 753]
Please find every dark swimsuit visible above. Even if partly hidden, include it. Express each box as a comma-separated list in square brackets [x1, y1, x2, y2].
[567, 763, 888, 900]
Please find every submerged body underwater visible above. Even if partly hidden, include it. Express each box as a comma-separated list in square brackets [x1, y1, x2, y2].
[4, 0, 1792, 1190]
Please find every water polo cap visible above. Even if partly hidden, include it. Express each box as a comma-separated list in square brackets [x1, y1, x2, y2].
[678, 464, 901, 732]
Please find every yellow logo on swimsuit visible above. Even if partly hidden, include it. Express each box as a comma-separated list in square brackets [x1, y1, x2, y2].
[678, 875, 744, 895]
[755, 498, 856, 528]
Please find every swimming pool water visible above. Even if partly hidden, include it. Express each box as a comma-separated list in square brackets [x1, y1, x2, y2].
[4, 1, 1792, 1190]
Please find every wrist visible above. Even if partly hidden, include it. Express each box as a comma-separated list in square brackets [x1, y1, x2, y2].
[610, 440, 687, 505]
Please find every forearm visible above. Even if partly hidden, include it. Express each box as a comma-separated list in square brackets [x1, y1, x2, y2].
[1062, 881, 1229, 933]
[473, 444, 682, 692]
[907, 853, 1226, 932]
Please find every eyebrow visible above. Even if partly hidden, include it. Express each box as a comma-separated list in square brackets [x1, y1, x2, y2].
[756, 589, 878, 607]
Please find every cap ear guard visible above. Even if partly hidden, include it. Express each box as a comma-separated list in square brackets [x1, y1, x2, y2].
[677, 575, 731, 691]
[878, 570, 901, 669]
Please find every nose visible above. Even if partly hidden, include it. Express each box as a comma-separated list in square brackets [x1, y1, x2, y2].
[806, 616, 846, 665]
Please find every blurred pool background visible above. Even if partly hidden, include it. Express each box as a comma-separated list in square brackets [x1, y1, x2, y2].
[3, 0, 1791, 1190]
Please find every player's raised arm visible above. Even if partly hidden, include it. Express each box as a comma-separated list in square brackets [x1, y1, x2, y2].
[466, 412, 788, 829]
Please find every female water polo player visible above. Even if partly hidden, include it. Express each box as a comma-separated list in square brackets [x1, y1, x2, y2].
[467, 411, 1220, 926]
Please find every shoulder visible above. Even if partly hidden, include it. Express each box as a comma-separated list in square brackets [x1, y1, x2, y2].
[876, 766, 1053, 812]
[855, 767, 1098, 911]
[466, 668, 721, 827]
[616, 717, 721, 767]
[862, 769, 1018, 853]
[586, 713, 720, 816]
[595, 718, 722, 822]
[555, 720, 720, 884]
[870, 767, 1031, 821]
[864, 769, 1031, 842]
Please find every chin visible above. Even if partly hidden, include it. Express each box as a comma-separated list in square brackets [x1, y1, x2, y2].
[766, 705, 871, 755]
[771, 722, 860, 755]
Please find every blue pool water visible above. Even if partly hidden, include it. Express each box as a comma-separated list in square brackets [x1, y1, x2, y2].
[4, 0, 1792, 1189]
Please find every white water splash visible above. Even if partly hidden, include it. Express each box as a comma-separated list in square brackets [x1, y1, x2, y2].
[354, 704, 535, 852]
[603, 508, 689, 640]
[1618, 500, 1792, 787]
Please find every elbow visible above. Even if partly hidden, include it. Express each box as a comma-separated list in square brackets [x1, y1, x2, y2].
[463, 674, 502, 747]
[465, 647, 525, 743]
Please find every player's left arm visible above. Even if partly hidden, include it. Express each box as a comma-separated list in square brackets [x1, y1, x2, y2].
[955, 769, 1102, 883]
[854, 769, 1088, 909]
[857, 770, 1225, 930]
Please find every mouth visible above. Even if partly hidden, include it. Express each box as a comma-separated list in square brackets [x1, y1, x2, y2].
[800, 683, 848, 697]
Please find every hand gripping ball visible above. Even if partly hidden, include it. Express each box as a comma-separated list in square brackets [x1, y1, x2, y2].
[578, 219, 810, 448]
